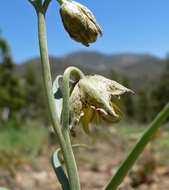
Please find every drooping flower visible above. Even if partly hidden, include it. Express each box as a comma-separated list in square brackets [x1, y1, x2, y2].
[70, 75, 135, 135]
[58, 0, 103, 46]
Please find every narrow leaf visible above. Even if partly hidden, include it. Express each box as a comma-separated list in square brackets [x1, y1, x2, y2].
[51, 150, 70, 190]
[104, 103, 169, 190]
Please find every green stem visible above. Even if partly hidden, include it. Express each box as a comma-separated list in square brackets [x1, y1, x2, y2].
[37, 9, 65, 152]
[43, 0, 51, 13]
[36, 7, 81, 190]
[61, 67, 85, 190]
[62, 129, 80, 190]
[62, 66, 85, 129]
[105, 102, 169, 190]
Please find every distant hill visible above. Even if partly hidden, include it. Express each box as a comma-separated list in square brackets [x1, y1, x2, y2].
[14, 51, 165, 89]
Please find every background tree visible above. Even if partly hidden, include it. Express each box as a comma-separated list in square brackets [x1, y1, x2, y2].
[150, 56, 169, 119]
[0, 31, 24, 122]
[121, 77, 135, 120]
[23, 65, 49, 123]
[110, 70, 119, 81]
[136, 90, 150, 123]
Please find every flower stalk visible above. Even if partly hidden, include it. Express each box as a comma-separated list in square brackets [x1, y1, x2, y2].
[29, 0, 82, 189]
[61, 67, 85, 190]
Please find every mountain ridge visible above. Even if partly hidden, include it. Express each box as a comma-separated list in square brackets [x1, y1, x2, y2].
[14, 51, 165, 89]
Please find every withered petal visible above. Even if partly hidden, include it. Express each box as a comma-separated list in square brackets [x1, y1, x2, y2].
[72, 1, 103, 36]
[98, 102, 122, 123]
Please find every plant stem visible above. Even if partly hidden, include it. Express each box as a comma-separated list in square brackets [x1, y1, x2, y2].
[43, 0, 51, 13]
[37, 9, 65, 152]
[105, 102, 169, 190]
[61, 67, 85, 190]
[62, 129, 81, 189]
[37, 7, 82, 190]
[62, 67, 85, 129]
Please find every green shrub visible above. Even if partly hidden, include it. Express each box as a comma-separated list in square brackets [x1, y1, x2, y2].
[0, 120, 49, 160]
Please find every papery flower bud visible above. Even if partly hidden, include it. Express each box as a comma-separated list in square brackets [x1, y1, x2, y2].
[70, 75, 134, 135]
[59, 0, 103, 46]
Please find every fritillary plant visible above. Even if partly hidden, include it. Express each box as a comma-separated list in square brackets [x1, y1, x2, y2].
[28, 0, 169, 189]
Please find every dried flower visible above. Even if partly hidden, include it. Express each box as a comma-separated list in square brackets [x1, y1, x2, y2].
[70, 75, 134, 134]
[59, 0, 103, 46]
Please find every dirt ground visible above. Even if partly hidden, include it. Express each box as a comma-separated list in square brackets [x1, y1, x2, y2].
[0, 128, 169, 190]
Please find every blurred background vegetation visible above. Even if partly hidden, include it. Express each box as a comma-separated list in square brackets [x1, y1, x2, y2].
[1, 27, 169, 156]
[0, 29, 169, 189]
[1, 29, 169, 125]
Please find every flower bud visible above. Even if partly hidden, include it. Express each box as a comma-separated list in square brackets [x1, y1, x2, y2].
[70, 75, 134, 134]
[59, 0, 103, 46]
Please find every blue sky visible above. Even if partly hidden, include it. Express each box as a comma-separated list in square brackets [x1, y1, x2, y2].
[0, 0, 169, 63]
